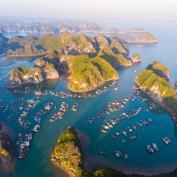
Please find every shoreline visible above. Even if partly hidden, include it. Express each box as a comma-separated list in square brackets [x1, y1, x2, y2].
[6, 78, 59, 90]
[6, 52, 48, 59]
[135, 84, 177, 121]
[68, 77, 119, 93]
[78, 131, 177, 177]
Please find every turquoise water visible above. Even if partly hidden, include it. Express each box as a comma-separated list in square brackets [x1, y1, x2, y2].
[1, 20, 177, 177]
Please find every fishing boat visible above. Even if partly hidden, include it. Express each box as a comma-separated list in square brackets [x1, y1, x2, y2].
[44, 102, 54, 110]
[146, 145, 154, 153]
[115, 150, 122, 158]
[162, 137, 171, 145]
[72, 103, 78, 112]
[152, 143, 158, 151]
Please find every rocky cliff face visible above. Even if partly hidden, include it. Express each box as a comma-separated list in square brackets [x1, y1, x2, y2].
[6, 32, 128, 58]
[131, 54, 141, 64]
[66, 55, 119, 93]
[110, 38, 128, 55]
[7, 33, 141, 92]
[51, 127, 84, 177]
[6, 35, 47, 57]
[8, 58, 59, 87]
[146, 61, 169, 80]
[135, 61, 177, 118]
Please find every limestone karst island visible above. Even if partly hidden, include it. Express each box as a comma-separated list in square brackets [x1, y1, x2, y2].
[0, 1, 177, 177]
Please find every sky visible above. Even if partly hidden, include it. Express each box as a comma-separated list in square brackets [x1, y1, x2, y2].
[0, 0, 177, 20]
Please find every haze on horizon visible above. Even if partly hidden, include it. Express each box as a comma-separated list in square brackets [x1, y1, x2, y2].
[0, 0, 177, 21]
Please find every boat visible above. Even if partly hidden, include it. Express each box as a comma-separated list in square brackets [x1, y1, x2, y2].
[130, 135, 136, 140]
[125, 154, 130, 159]
[44, 102, 54, 110]
[115, 150, 122, 158]
[72, 103, 78, 112]
[113, 87, 118, 91]
[162, 137, 171, 145]
[152, 143, 158, 151]
[146, 145, 154, 153]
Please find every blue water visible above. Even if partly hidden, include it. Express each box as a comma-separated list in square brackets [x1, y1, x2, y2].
[0, 19, 177, 177]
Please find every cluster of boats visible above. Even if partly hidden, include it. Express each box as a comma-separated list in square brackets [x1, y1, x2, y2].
[16, 133, 32, 159]
[115, 150, 131, 159]
[33, 102, 54, 129]
[49, 102, 69, 122]
[24, 81, 118, 100]
[103, 98, 130, 115]
[110, 118, 153, 140]
[146, 137, 171, 153]
[49, 102, 79, 122]
[146, 143, 159, 153]
[18, 99, 40, 128]
[100, 105, 152, 134]
[99, 149, 131, 160]
[17, 102, 54, 159]
[86, 97, 131, 125]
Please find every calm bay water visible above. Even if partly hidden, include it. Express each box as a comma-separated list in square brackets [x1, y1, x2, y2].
[0, 20, 177, 177]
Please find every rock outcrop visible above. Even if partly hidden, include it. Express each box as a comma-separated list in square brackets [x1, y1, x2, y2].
[131, 54, 141, 64]
[118, 32, 157, 44]
[6, 33, 128, 58]
[135, 61, 177, 118]
[8, 58, 59, 87]
[66, 55, 119, 93]
[51, 127, 85, 177]
[7, 33, 142, 92]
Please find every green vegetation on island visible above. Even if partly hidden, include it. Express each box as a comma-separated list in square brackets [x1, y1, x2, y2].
[51, 127, 85, 177]
[6, 33, 129, 58]
[66, 55, 119, 92]
[0, 125, 13, 169]
[131, 54, 141, 64]
[7, 36, 47, 57]
[9, 58, 59, 87]
[97, 49, 132, 67]
[51, 128, 177, 177]
[7, 32, 141, 92]
[135, 61, 177, 118]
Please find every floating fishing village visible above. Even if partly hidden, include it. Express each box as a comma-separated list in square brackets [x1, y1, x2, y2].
[0, 26, 177, 177]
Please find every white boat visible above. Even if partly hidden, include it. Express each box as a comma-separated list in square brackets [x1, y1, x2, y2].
[146, 145, 154, 153]
[115, 150, 122, 158]
[152, 143, 158, 151]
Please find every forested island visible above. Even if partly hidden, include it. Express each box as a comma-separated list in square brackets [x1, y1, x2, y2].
[135, 61, 177, 119]
[7, 32, 141, 92]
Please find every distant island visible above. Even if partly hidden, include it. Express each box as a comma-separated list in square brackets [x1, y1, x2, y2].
[0, 17, 157, 45]
[118, 32, 157, 44]
[135, 61, 177, 119]
[7, 32, 141, 92]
